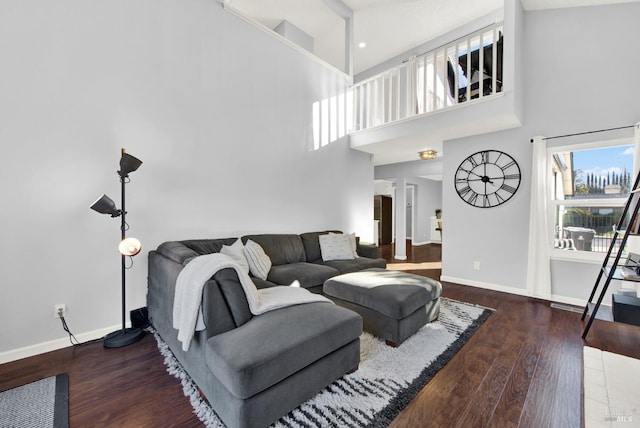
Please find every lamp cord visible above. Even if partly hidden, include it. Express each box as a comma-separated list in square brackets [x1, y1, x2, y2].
[58, 315, 105, 347]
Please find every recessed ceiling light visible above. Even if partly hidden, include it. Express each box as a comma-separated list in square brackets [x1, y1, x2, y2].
[358, 42, 366, 48]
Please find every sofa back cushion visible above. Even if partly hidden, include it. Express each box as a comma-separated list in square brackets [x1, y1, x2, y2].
[181, 238, 238, 256]
[156, 238, 238, 265]
[202, 268, 252, 336]
[300, 231, 342, 263]
[241, 234, 306, 266]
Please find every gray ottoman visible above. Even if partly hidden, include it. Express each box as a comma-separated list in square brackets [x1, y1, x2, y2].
[323, 268, 442, 346]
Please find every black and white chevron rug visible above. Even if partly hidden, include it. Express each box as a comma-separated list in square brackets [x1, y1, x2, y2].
[154, 298, 492, 428]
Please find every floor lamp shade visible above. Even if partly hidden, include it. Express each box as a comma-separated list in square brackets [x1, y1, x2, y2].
[91, 148, 144, 348]
[90, 194, 120, 217]
[119, 153, 142, 177]
[119, 237, 142, 256]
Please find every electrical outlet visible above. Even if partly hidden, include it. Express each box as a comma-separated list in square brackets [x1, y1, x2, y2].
[473, 261, 481, 270]
[55, 304, 66, 318]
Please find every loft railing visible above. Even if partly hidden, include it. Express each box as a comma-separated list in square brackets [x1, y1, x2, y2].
[352, 22, 504, 132]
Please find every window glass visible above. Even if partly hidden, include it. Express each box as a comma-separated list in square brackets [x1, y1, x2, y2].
[552, 144, 634, 253]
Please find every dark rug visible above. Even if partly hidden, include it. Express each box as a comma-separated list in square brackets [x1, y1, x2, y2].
[0, 374, 69, 428]
[154, 297, 493, 427]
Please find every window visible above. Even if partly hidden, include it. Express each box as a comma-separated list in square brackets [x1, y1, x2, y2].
[550, 139, 635, 259]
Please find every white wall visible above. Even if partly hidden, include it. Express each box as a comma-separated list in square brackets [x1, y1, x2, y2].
[442, 2, 640, 302]
[0, 0, 373, 359]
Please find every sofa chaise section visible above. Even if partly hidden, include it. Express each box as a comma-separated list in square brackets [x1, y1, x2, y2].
[147, 241, 362, 428]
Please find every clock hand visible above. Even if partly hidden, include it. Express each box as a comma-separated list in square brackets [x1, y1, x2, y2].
[459, 168, 485, 179]
[467, 177, 495, 184]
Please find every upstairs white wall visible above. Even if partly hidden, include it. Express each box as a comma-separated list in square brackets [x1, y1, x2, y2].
[0, 0, 373, 360]
[442, 2, 640, 302]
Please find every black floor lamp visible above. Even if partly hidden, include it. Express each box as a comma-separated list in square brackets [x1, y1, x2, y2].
[91, 148, 144, 348]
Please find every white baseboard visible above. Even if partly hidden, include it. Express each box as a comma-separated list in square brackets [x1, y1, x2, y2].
[411, 240, 431, 246]
[441, 275, 531, 297]
[0, 324, 121, 364]
[440, 275, 593, 307]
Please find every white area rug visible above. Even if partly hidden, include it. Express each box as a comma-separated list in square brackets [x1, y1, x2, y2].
[583, 346, 640, 427]
[153, 298, 492, 428]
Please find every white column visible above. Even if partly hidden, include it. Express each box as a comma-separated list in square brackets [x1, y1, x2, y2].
[395, 178, 407, 260]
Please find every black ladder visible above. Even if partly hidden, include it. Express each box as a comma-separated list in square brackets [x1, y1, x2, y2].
[581, 169, 640, 338]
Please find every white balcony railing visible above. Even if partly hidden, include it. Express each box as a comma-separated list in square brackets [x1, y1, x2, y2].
[352, 22, 504, 132]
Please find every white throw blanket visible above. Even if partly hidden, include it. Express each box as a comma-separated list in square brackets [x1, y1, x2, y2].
[173, 253, 332, 351]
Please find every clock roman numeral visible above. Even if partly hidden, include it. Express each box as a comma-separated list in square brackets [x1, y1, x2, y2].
[459, 186, 481, 206]
[500, 183, 517, 194]
[501, 160, 516, 170]
[467, 191, 479, 206]
[482, 195, 490, 207]
[467, 156, 479, 168]
[503, 173, 521, 180]
[458, 186, 472, 197]
[481, 151, 490, 164]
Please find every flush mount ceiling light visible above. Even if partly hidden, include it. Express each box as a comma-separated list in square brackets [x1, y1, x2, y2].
[358, 42, 366, 48]
[419, 150, 437, 160]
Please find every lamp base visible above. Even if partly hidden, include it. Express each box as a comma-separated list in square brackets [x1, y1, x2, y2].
[103, 327, 144, 348]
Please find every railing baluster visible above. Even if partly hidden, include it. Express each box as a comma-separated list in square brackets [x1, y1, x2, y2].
[431, 53, 436, 111]
[492, 27, 497, 95]
[365, 80, 371, 129]
[454, 43, 459, 105]
[479, 32, 484, 99]
[406, 61, 412, 117]
[420, 56, 426, 114]
[358, 84, 363, 130]
[465, 38, 471, 103]
[395, 68, 400, 121]
[350, 21, 503, 132]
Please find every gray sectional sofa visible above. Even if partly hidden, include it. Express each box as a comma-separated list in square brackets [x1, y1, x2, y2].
[147, 231, 386, 428]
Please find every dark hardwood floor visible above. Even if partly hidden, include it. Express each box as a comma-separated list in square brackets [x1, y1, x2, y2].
[2, 243, 639, 427]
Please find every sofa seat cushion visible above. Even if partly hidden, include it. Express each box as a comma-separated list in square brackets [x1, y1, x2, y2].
[267, 262, 339, 288]
[206, 302, 362, 399]
[323, 269, 442, 319]
[319, 257, 387, 274]
[250, 277, 277, 289]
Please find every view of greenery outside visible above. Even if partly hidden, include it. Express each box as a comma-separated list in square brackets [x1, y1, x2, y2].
[572, 169, 633, 196]
[555, 144, 634, 252]
[564, 168, 631, 236]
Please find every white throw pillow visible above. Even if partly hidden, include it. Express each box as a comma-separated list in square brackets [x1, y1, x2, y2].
[328, 232, 360, 258]
[220, 238, 249, 274]
[243, 239, 272, 280]
[319, 233, 355, 261]
[347, 232, 359, 258]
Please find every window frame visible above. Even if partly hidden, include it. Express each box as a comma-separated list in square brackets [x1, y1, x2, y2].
[548, 137, 636, 263]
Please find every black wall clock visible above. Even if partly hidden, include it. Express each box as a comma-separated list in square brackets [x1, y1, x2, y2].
[454, 150, 521, 208]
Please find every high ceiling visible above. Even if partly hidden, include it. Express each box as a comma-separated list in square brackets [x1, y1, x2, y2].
[225, 0, 638, 75]
[225, 0, 638, 167]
